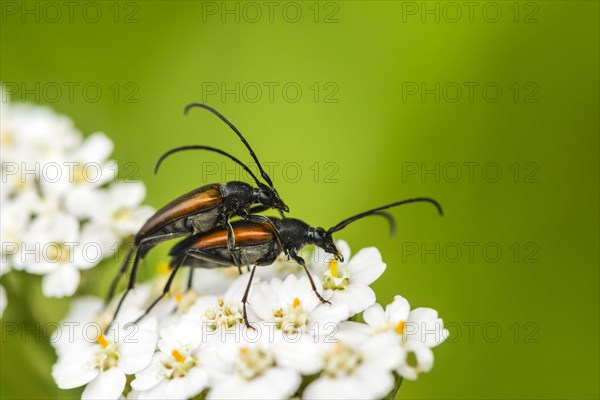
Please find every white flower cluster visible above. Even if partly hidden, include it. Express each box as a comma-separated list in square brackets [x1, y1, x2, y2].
[0, 91, 154, 304]
[51, 241, 448, 399]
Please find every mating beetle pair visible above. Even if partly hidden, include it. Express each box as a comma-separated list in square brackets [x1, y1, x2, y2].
[107, 103, 289, 324]
[107, 104, 443, 329]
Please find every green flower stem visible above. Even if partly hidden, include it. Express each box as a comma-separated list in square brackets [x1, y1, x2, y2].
[385, 372, 404, 400]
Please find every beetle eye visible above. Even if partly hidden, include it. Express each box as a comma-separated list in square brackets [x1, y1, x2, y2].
[313, 228, 326, 241]
[259, 190, 272, 203]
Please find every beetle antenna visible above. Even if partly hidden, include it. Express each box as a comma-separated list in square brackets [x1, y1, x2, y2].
[328, 197, 443, 234]
[371, 211, 397, 237]
[154, 145, 263, 187]
[184, 103, 275, 189]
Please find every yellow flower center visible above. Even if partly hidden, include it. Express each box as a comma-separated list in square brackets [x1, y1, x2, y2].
[113, 208, 132, 222]
[161, 347, 197, 379]
[329, 259, 338, 278]
[323, 260, 349, 291]
[273, 298, 308, 334]
[203, 297, 243, 330]
[93, 335, 119, 371]
[174, 290, 199, 313]
[96, 334, 109, 349]
[395, 321, 406, 335]
[1, 130, 13, 147]
[46, 243, 71, 264]
[323, 342, 362, 377]
[73, 165, 87, 184]
[171, 349, 185, 363]
[236, 346, 274, 380]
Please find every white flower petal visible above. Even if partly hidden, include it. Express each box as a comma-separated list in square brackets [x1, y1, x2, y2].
[407, 308, 447, 347]
[110, 182, 146, 208]
[355, 367, 395, 399]
[362, 333, 404, 371]
[363, 303, 386, 328]
[330, 284, 375, 316]
[65, 187, 104, 219]
[386, 295, 411, 323]
[119, 329, 159, 374]
[22, 260, 58, 275]
[208, 368, 300, 400]
[51, 344, 99, 389]
[304, 376, 362, 400]
[275, 336, 323, 375]
[345, 247, 386, 285]
[338, 321, 372, 338]
[0, 285, 6, 316]
[249, 279, 280, 321]
[157, 319, 203, 354]
[76, 132, 114, 163]
[82, 367, 126, 400]
[191, 268, 238, 295]
[131, 355, 163, 392]
[42, 266, 80, 298]
[74, 223, 119, 268]
[63, 296, 104, 322]
[157, 367, 209, 400]
[309, 302, 349, 327]
[336, 240, 352, 263]
[114, 205, 154, 237]
[409, 307, 439, 324]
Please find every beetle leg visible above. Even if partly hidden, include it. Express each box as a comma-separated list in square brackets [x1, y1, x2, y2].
[107, 248, 143, 333]
[187, 268, 194, 291]
[225, 219, 243, 274]
[290, 250, 331, 305]
[105, 245, 136, 306]
[106, 232, 184, 307]
[247, 205, 270, 214]
[134, 254, 186, 324]
[241, 263, 258, 330]
[182, 248, 238, 268]
[106, 233, 182, 332]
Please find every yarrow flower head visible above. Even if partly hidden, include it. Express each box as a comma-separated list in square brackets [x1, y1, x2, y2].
[131, 319, 209, 400]
[203, 328, 306, 400]
[363, 295, 449, 380]
[250, 274, 349, 335]
[303, 329, 403, 399]
[0, 90, 154, 301]
[52, 239, 448, 399]
[311, 240, 386, 316]
[51, 307, 158, 400]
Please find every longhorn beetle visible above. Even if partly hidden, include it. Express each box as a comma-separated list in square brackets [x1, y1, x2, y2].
[134, 197, 443, 327]
[107, 103, 289, 326]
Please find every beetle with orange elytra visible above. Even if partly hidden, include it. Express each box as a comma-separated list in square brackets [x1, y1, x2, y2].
[106, 103, 290, 326]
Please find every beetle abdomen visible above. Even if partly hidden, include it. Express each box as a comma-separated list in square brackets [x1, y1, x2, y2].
[136, 185, 223, 241]
[192, 224, 274, 249]
[183, 243, 278, 269]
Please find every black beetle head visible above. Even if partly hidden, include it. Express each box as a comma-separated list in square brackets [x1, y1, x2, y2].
[308, 227, 344, 262]
[257, 184, 289, 213]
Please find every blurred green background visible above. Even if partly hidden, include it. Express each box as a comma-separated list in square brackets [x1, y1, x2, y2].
[1, 1, 598, 399]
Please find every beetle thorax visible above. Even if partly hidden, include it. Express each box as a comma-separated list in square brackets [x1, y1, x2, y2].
[273, 218, 311, 250]
[220, 181, 254, 212]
